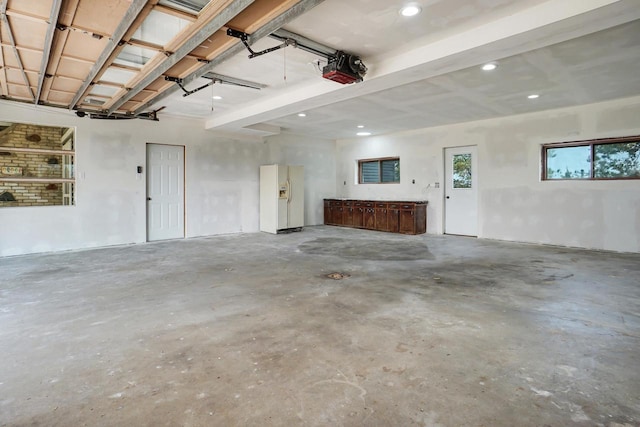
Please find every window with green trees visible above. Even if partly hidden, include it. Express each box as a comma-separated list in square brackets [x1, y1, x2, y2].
[542, 136, 639, 180]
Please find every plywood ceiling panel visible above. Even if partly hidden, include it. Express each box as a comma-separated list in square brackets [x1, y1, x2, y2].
[50, 77, 82, 93]
[56, 57, 93, 80]
[6, 16, 48, 50]
[2, 49, 41, 72]
[47, 91, 75, 104]
[165, 57, 200, 77]
[6, 0, 53, 19]
[5, 69, 37, 86]
[61, 31, 109, 62]
[7, 84, 33, 100]
[228, 0, 299, 32]
[130, 89, 157, 103]
[191, 30, 236, 60]
[71, 0, 133, 35]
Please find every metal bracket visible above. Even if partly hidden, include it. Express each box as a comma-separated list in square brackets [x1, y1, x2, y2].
[226, 28, 296, 59]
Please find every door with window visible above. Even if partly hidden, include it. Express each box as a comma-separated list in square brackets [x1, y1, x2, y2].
[444, 146, 478, 236]
[146, 144, 185, 241]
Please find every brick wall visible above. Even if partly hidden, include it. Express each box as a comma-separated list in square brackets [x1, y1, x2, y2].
[0, 123, 71, 207]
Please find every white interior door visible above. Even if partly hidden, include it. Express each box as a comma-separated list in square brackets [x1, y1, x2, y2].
[147, 144, 185, 241]
[444, 146, 478, 236]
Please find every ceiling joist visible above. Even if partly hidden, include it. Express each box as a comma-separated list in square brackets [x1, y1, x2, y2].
[1, 0, 35, 101]
[68, 0, 152, 110]
[35, 0, 63, 105]
[107, 0, 256, 114]
[134, 0, 326, 115]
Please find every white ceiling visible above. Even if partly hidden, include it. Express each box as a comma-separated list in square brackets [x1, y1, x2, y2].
[151, 0, 640, 140]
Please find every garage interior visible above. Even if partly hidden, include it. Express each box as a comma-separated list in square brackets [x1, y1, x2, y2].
[1, 0, 640, 426]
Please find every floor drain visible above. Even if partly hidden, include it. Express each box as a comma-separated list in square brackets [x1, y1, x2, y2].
[326, 272, 350, 280]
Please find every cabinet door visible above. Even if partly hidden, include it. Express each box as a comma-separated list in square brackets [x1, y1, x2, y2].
[363, 208, 376, 229]
[387, 208, 399, 232]
[400, 209, 415, 234]
[324, 202, 331, 225]
[334, 207, 344, 225]
[375, 208, 388, 231]
[353, 206, 364, 227]
[343, 207, 354, 226]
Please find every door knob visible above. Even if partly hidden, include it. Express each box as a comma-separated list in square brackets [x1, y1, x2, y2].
[446, 196, 450, 199]
[147, 197, 152, 201]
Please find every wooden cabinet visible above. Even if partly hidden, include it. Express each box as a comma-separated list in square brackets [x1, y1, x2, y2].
[387, 203, 400, 233]
[374, 202, 388, 232]
[324, 199, 426, 235]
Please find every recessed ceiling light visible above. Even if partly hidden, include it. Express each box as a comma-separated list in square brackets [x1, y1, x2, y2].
[481, 63, 497, 71]
[528, 94, 540, 99]
[212, 95, 222, 100]
[357, 125, 365, 128]
[297, 113, 307, 117]
[357, 132, 372, 136]
[400, 4, 421, 17]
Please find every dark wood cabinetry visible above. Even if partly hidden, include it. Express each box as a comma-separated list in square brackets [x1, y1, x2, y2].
[324, 199, 427, 235]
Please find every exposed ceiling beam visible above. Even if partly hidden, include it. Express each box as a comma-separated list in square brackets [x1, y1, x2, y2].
[0, 0, 35, 101]
[0, 37, 7, 97]
[107, 0, 256, 115]
[68, 0, 150, 110]
[133, 0, 326, 115]
[35, 0, 63, 105]
[41, 0, 80, 101]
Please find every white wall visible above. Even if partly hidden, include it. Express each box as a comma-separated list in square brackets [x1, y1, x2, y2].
[0, 102, 335, 256]
[264, 133, 336, 226]
[336, 96, 640, 253]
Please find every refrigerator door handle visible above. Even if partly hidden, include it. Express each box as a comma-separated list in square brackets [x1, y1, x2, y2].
[286, 180, 291, 203]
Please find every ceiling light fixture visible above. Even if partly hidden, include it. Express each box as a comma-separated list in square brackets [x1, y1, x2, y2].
[298, 113, 307, 117]
[528, 94, 540, 99]
[400, 4, 422, 17]
[212, 95, 222, 100]
[357, 125, 365, 128]
[482, 63, 497, 71]
[357, 132, 372, 136]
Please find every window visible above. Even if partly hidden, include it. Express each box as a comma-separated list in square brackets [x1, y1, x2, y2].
[542, 136, 640, 180]
[0, 122, 75, 207]
[359, 157, 400, 184]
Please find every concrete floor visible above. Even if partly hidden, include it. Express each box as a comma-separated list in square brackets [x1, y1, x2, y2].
[1, 226, 639, 427]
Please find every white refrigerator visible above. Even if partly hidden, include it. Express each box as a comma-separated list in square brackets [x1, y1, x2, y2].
[259, 165, 304, 234]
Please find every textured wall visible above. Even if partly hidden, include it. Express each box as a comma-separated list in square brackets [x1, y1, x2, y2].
[0, 102, 336, 256]
[336, 96, 640, 253]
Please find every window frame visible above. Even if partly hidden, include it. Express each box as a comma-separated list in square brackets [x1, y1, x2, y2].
[0, 123, 76, 207]
[541, 135, 640, 181]
[358, 157, 400, 184]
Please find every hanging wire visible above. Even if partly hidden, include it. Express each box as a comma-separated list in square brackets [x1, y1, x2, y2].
[283, 42, 287, 84]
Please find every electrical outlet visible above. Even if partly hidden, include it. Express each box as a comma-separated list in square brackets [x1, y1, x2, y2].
[435, 182, 440, 188]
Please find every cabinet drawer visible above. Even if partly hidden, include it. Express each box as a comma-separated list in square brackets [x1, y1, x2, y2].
[375, 203, 387, 208]
[401, 204, 414, 209]
[330, 201, 343, 206]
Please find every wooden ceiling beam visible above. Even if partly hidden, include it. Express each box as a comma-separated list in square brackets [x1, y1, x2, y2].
[41, 0, 80, 101]
[0, 41, 8, 96]
[134, 0, 325, 115]
[35, 0, 63, 104]
[0, 1, 35, 101]
[152, 4, 197, 22]
[107, 0, 255, 115]
[127, 38, 165, 53]
[68, 0, 152, 110]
